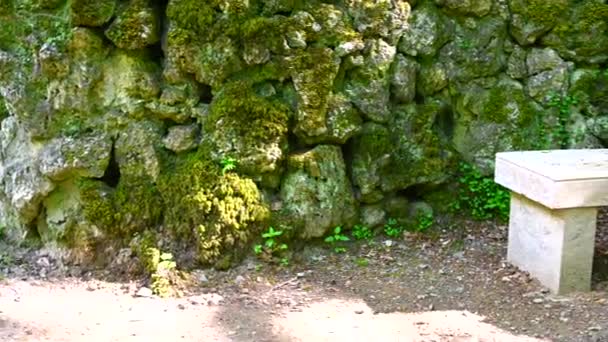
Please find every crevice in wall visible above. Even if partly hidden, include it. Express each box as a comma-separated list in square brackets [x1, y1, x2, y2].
[100, 141, 121, 188]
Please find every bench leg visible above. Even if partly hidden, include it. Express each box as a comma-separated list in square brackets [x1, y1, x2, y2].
[507, 193, 597, 294]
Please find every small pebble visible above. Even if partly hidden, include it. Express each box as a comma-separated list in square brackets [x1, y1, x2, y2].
[135, 287, 153, 298]
[533, 298, 544, 304]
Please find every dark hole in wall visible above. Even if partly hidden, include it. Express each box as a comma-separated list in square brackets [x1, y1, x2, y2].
[199, 84, 213, 104]
[100, 142, 121, 188]
[433, 103, 454, 141]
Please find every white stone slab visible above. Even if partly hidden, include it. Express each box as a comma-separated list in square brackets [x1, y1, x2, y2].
[495, 149, 608, 209]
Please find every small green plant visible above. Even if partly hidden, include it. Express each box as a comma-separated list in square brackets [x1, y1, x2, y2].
[546, 92, 579, 149]
[279, 258, 289, 267]
[355, 257, 369, 267]
[324, 226, 350, 253]
[254, 226, 289, 263]
[0, 225, 5, 240]
[383, 218, 404, 238]
[220, 157, 238, 175]
[454, 162, 510, 221]
[352, 224, 373, 241]
[413, 212, 434, 233]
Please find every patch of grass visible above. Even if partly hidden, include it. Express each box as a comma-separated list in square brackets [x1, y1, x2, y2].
[324, 226, 350, 253]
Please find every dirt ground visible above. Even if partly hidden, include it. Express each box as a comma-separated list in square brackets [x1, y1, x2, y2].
[1, 214, 608, 342]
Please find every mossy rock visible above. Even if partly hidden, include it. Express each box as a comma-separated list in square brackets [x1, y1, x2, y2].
[542, 1, 608, 64]
[204, 80, 290, 187]
[105, 0, 161, 50]
[452, 76, 542, 173]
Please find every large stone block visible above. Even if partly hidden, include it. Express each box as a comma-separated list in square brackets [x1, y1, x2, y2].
[507, 193, 596, 294]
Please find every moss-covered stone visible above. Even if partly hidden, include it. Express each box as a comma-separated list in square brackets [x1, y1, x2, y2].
[439, 16, 507, 83]
[280, 145, 358, 238]
[351, 122, 392, 203]
[288, 47, 340, 141]
[435, 0, 493, 17]
[508, 0, 568, 45]
[398, 2, 452, 58]
[71, 0, 116, 27]
[452, 76, 542, 173]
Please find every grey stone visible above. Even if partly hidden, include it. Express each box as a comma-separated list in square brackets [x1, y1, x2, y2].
[345, 39, 396, 123]
[417, 62, 448, 96]
[398, 3, 452, 57]
[39, 133, 112, 181]
[0, 117, 54, 223]
[162, 125, 199, 153]
[526, 65, 570, 103]
[453, 77, 542, 173]
[409, 201, 433, 218]
[439, 17, 507, 82]
[280, 145, 358, 239]
[506, 45, 527, 80]
[391, 54, 418, 104]
[360, 204, 386, 228]
[115, 120, 164, 181]
[526, 48, 564, 75]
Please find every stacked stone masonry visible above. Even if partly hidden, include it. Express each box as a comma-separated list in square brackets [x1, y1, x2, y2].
[1, 0, 608, 267]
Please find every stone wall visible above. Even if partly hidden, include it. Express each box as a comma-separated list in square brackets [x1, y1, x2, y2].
[1, 0, 607, 267]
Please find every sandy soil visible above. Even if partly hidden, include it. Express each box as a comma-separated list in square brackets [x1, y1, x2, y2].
[0, 278, 545, 342]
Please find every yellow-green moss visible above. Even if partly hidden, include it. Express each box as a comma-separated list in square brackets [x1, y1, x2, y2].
[523, 0, 568, 27]
[77, 179, 115, 230]
[158, 147, 270, 265]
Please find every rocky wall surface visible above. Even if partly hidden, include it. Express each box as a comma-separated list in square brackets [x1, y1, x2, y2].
[0, 0, 607, 268]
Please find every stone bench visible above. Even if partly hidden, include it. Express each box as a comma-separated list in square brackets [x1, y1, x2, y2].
[494, 149, 608, 294]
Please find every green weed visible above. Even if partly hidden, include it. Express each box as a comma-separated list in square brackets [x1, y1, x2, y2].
[383, 218, 404, 238]
[324, 226, 350, 253]
[254, 226, 289, 264]
[220, 157, 238, 175]
[453, 162, 510, 221]
[352, 224, 373, 241]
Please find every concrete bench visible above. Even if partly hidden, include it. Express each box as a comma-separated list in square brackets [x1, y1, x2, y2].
[494, 149, 608, 294]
